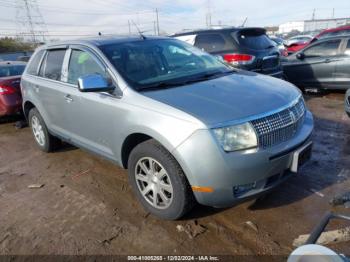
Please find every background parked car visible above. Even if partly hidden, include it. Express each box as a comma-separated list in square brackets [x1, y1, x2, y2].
[0, 61, 26, 117]
[173, 27, 283, 78]
[270, 36, 288, 57]
[285, 35, 313, 54]
[283, 36, 350, 91]
[345, 88, 350, 117]
[314, 25, 350, 42]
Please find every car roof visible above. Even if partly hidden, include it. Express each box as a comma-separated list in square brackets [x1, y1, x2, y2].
[40, 35, 170, 49]
[172, 27, 266, 37]
[0, 61, 27, 66]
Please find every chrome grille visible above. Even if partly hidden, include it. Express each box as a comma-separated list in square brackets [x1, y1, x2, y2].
[251, 98, 306, 148]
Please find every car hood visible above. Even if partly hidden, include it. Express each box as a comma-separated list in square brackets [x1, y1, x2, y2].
[142, 71, 301, 126]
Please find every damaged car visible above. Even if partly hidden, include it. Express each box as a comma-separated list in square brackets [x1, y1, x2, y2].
[21, 36, 314, 220]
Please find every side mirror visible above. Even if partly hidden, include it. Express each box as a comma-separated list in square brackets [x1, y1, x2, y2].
[78, 74, 115, 93]
[296, 53, 305, 60]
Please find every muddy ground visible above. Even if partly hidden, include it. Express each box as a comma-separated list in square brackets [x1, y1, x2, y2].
[0, 92, 349, 257]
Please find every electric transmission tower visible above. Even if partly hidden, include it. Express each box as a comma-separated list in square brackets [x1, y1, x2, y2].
[15, 0, 49, 43]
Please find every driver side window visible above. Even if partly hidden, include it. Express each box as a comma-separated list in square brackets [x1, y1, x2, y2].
[67, 49, 107, 85]
[304, 40, 340, 58]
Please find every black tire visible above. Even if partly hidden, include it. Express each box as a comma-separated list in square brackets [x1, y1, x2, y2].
[28, 108, 60, 152]
[128, 139, 195, 220]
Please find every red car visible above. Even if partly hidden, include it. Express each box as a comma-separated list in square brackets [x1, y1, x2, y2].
[315, 25, 350, 40]
[285, 35, 313, 54]
[0, 61, 26, 117]
[286, 25, 350, 54]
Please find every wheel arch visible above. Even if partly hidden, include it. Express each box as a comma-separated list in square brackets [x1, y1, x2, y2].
[23, 100, 36, 120]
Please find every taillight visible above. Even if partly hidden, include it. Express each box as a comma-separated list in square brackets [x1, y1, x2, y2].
[0, 85, 16, 95]
[223, 54, 255, 65]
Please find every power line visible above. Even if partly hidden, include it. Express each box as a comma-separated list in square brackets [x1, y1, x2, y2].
[0, 0, 155, 16]
[15, 0, 49, 43]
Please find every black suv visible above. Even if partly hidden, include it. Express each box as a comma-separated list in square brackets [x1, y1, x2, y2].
[173, 27, 283, 78]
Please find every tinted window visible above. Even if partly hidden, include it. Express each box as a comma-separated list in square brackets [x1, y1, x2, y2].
[304, 40, 340, 57]
[67, 50, 106, 85]
[0, 65, 26, 77]
[345, 40, 350, 55]
[100, 39, 231, 90]
[236, 31, 274, 50]
[27, 50, 44, 75]
[195, 34, 226, 52]
[39, 49, 66, 81]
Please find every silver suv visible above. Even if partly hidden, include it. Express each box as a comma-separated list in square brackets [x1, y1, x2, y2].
[21, 36, 314, 220]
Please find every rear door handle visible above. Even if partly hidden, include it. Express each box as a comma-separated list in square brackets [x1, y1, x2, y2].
[64, 94, 73, 103]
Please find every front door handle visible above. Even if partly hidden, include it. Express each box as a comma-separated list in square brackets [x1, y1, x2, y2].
[64, 94, 73, 103]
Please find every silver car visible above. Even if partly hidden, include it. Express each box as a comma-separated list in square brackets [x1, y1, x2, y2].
[21, 36, 314, 220]
[346, 89, 350, 117]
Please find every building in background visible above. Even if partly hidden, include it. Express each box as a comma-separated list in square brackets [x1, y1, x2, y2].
[279, 17, 350, 34]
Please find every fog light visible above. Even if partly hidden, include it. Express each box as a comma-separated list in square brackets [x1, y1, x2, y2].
[233, 182, 256, 197]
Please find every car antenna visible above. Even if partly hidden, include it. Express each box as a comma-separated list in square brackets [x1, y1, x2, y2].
[131, 20, 146, 40]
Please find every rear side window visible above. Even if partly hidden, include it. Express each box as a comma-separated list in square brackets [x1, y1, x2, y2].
[0, 65, 26, 77]
[195, 34, 226, 52]
[345, 40, 350, 55]
[67, 49, 107, 85]
[39, 49, 66, 81]
[26, 50, 44, 75]
[235, 30, 274, 50]
[304, 40, 340, 57]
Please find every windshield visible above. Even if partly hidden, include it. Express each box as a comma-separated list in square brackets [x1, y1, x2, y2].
[0, 65, 26, 77]
[100, 39, 232, 90]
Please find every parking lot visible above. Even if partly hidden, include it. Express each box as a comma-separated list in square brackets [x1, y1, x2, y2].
[0, 92, 349, 256]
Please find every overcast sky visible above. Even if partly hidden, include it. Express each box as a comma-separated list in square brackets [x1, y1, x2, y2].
[1, 0, 350, 39]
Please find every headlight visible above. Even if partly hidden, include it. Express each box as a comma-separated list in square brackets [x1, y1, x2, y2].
[213, 122, 258, 152]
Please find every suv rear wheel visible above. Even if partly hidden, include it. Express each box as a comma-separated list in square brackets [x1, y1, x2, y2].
[29, 108, 59, 152]
[128, 139, 195, 220]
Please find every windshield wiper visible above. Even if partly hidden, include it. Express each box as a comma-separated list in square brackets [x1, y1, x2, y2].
[137, 81, 185, 92]
[137, 70, 236, 92]
[182, 70, 235, 85]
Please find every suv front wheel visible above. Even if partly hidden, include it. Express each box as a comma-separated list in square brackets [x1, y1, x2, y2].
[29, 108, 59, 152]
[128, 139, 195, 220]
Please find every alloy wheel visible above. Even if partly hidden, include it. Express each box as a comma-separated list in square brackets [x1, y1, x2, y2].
[31, 115, 45, 146]
[135, 157, 173, 209]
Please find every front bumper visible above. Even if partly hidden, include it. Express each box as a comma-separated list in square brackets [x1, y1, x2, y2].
[172, 110, 314, 207]
[0, 93, 22, 116]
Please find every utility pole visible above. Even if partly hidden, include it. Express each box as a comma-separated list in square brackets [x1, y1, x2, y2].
[156, 8, 160, 35]
[15, 0, 49, 43]
[128, 20, 131, 35]
[206, 0, 212, 28]
[312, 8, 316, 20]
[153, 21, 157, 35]
[332, 8, 335, 19]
